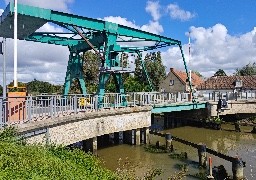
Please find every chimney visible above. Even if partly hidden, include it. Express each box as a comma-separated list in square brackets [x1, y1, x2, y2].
[170, 68, 174, 72]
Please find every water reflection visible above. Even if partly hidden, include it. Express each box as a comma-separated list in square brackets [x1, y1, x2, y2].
[98, 125, 256, 179]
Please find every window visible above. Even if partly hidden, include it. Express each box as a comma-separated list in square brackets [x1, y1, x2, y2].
[169, 80, 174, 86]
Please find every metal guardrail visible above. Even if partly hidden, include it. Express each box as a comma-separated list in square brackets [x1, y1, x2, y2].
[205, 91, 256, 102]
[0, 92, 191, 127]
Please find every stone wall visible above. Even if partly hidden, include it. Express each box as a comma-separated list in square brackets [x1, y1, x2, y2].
[16, 106, 152, 146]
[208, 100, 256, 117]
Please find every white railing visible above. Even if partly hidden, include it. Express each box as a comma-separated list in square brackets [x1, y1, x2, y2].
[205, 91, 256, 102]
[0, 92, 193, 127]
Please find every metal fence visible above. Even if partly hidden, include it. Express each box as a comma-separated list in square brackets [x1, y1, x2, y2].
[206, 91, 256, 101]
[0, 92, 192, 127]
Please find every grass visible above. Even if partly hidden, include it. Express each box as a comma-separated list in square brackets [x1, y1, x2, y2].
[0, 127, 117, 180]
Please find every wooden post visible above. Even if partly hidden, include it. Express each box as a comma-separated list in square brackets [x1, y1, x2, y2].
[165, 133, 173, 152]
[232, 157, 244, 180]
[198, 144, 207, 167]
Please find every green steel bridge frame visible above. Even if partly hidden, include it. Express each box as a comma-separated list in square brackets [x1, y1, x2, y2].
[0, 2, 192, 106]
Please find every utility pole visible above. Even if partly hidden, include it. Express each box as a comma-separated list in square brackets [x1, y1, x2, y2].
[14, 0, 18, 87]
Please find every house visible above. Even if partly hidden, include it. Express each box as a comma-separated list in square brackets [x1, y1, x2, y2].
[197, 75, 256, 93]
[197, 75, 256, 99]
[159, 68, 203, 93]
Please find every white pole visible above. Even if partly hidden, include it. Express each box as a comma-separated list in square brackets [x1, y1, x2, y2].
[188, 32, 192, 88]
[14, 0, 18, 87]
[3, 38, 6, 98]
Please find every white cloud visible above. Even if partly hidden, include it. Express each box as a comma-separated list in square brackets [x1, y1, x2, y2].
[103, 16, 163, 35]
[102, 16, 140, 29]
[145, 1, 161, 21]
[167, 3, 196, 21]
[162, 24, 256, 77]
[0, 23, 69, 85]
[141, 20, 163, 35]
[0, 9, 3, 16]
[4, 0, 74, 12]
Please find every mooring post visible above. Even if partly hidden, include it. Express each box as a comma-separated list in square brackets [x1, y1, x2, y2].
[232, 157, 244, 180]
[165, 133, 173, 152]
[198, 144, 207, 167]
[207, 157, 214, 180]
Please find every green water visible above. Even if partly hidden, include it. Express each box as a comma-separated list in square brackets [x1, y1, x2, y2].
[98, 125, 256, 179]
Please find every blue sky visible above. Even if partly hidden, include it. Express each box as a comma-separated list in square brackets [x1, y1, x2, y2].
[0, 0, 256, 84]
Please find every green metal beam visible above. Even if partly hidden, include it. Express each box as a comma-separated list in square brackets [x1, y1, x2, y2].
[152, 103, 207, 113]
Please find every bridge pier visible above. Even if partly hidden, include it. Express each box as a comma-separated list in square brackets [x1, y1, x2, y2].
[93, 137, 97, 155]
[135, 128, 141, 145]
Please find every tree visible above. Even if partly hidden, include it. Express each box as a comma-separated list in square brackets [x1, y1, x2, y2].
[214, 69, 227, 76]
[82, 51, 99, 85]
[192, 70, 203, 78]
[235, 62, 256, 76]
[26, 79, 54, 94]
[134, 51, 166, 91]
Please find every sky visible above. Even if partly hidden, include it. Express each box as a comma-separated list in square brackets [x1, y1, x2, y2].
[0, 0, 256, 85]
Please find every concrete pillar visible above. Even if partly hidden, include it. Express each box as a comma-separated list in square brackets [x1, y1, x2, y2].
[165, 133, 173, 152]
[114, 131, 123, 144]
[93, 137, 97, 155]
[164, 113, 168, 129]
[151, 113, 154, 124]
[109, 133, 115, 144]
[144, 127, 150, 144]
[123, 130, 133, 145]
[135, 128, 141, 145]
[232, 157, 244, 180]
[198, 144, 207, 167]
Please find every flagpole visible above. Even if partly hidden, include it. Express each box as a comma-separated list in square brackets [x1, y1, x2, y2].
[188, 32, 192, 85]
[14, 0, 18, 87]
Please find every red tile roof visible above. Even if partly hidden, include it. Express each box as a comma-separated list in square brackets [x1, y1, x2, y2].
[197, 75, 256, 90]
[171, 68, 203, 86]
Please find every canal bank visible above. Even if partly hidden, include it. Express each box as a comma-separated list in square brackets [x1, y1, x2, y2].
[98, 125, 256, 179]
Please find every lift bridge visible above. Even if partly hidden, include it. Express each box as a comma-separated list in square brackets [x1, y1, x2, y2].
[0, 2, 192, 106]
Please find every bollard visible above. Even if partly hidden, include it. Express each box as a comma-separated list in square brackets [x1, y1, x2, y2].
[207, 157, 214, 179]
[165, 133, 173, 152]
[232, 157, 244, 180]
[198, 144, 207, 167]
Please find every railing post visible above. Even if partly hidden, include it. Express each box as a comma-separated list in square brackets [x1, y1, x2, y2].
[74, 95, 77, 114]
[213, 92, 216, 102]
[133, 93, 136, 106]
[27, 96, 32, 122]
[50, 97, 53, 117]
[209, 93, 210, 101]
[246, 92, 248, 99]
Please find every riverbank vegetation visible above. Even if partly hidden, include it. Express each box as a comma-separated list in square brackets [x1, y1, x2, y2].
[0, 127, 166, 180]
[0, 127, 117, 179]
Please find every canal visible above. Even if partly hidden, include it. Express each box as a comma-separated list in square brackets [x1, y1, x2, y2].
[98, 125, 256, 179]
